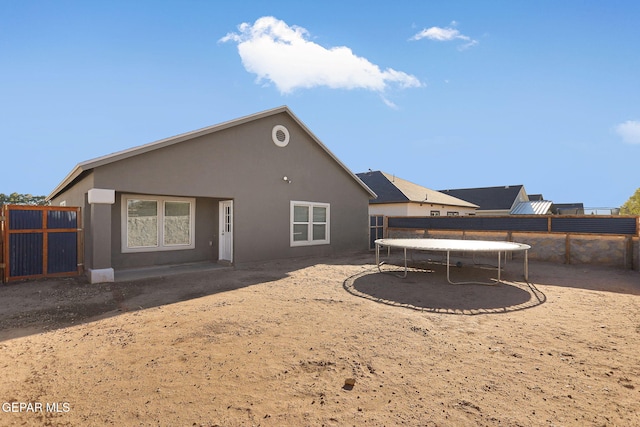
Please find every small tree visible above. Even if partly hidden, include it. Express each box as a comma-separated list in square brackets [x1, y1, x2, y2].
[620, 188, 640, 215]
[0, 193, 49, 206]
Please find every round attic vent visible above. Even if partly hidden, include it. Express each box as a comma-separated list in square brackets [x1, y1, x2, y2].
[272, 125, 290, 147]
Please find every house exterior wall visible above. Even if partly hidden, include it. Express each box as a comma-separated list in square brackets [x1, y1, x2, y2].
[369, 203, 476, 217]
[110, 196, 219, 269]
[50, 172, 95, 208]
[75, 111, 369, 267]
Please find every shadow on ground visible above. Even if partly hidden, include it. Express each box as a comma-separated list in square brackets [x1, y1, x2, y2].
[344, 263, 546, 315]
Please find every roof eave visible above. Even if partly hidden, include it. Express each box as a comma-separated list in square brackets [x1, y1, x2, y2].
[46, 164, 85, 201]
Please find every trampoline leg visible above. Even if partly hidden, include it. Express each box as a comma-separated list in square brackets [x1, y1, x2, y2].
[376, 243, 408, 279]
[446, 250, 500, 285]
[402, 248, 408, 278]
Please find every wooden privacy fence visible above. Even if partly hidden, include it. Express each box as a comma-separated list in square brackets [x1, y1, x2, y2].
[380, 215, 640, 270]
[1, 205, 83, 283]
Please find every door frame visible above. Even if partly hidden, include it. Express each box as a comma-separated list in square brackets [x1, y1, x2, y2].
[218, 200, 233, 263]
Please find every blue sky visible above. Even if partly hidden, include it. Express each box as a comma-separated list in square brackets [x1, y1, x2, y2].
[2, 0, 639, 208]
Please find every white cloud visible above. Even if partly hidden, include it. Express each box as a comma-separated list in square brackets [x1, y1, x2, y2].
[410, 23, 478, 50]
[615, 120, 640, 144]
[220, 16, 423, 95]
[381, 95, 398, 109]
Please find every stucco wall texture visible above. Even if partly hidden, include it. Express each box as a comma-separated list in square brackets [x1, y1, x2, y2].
[50, 108, 373, 273]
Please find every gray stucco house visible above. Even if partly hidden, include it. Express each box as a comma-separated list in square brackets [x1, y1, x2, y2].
[47, 106, 376, 283]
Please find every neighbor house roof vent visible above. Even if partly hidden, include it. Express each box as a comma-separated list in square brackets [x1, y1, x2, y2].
[272, 125, 290, 147]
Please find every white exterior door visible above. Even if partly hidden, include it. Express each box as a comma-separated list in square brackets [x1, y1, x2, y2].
[219, 200, 233, 262]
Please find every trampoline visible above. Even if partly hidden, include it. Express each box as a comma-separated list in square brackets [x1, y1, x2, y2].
[375, 238, 531, 284]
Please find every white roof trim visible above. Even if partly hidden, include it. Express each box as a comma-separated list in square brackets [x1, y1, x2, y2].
[48, 106, 376, 200]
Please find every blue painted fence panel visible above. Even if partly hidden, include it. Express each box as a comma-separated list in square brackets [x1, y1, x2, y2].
[388, 216, 549, 232]
[9, 209, 42, 230]
[551, 217, 637, 235]
[9, 233, 43, 277]
[387, 216, 637, 236]
[47, 210, 77, 229]
[48, 232, 78, 274]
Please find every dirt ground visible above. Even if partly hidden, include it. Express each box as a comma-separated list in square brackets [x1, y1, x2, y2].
[1, 251, 639, 427]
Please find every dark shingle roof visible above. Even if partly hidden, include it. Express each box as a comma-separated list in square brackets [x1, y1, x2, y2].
[356, 171, 409, 203]
[356, 171, 478, 208]
[439, 185, 524, 211]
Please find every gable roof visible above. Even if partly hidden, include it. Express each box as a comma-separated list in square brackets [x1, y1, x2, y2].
[439, 185, 525, 211]
[48, 106, 376, 200]
[356, 171, 478, 208]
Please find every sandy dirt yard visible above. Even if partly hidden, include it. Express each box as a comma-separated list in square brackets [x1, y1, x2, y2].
[1, 251, 639, 427]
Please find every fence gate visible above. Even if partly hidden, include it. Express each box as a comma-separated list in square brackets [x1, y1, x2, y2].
[1, 205, 83, 283]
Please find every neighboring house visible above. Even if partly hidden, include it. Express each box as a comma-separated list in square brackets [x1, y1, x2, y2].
[440, 185, 529, 216]
[510, 193, 553, 215]
[357, 171, 478, 217]
[553, 203, 585, 215]
[356, 171, 478, 248]
[48, 106, 376, 283]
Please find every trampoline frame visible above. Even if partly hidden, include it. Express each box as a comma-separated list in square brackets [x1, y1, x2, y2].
[375, 238, 530, 284]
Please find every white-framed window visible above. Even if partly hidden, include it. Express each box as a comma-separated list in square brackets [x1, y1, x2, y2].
[290, 201, 330, 246]
[430, 210, 440, 216]
[447, 211, 459, 216]
[121, 194, 195, 253]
